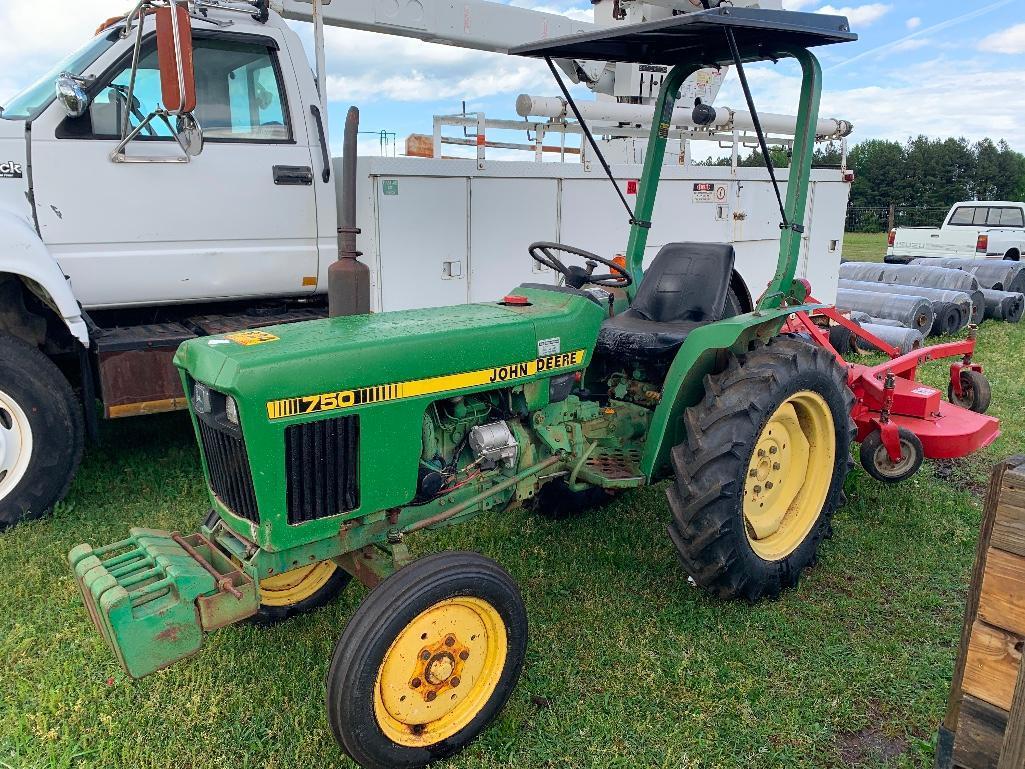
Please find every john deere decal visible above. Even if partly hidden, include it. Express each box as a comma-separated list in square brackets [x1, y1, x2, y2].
[267, 350, 585, 420]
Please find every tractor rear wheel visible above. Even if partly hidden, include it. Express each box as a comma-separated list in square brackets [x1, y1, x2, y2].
[667, 336, 855, 601]
[253, 561, 351, 624]
[326, 551, 526, 769]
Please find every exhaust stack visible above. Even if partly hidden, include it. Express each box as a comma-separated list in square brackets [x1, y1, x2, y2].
[329, 105, 371, 317]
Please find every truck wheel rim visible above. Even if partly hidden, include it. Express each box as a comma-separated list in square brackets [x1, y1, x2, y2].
[743, 391, 835, 562]
[0, 389, 32, 501]
[374, 596, 507, 747]
[259, 562, 337, 607]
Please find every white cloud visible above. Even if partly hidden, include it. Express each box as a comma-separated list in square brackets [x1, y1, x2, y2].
[980, 24, 1025, 54]
[782, 0, 819, 9]
[319, 25, 558, 105]
[815, 4, 892, 27]
[890, 37, 930, 53]
[716, 58, 1025, 150]
[906, 16, 922, 30]
[0, 0, 127, 102]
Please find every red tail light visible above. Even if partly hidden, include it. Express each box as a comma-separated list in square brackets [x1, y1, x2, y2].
[887, 229, 896, 247]
[977, 234, 989, 254]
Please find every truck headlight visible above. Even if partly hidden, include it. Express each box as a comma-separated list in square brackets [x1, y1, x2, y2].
[225, 396, 239, 426]
[193, 382, 212, 414]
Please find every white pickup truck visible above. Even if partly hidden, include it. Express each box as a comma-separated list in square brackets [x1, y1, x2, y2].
[887, 201, 1025, 264]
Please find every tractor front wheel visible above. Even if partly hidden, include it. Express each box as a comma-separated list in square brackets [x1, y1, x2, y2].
[667, 336, 855, 601]
[326, 551, 527, 769]
[253, 561, 351, 624]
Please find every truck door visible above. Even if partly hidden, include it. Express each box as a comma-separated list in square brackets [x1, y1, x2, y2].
[30, 30, 323, 308]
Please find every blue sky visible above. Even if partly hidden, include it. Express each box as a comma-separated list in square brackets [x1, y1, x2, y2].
[3, 1, 1025, 156]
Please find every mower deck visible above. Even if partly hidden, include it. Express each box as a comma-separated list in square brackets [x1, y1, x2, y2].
[848, 363, 1000, 459]
[787, 299, 1000, 478]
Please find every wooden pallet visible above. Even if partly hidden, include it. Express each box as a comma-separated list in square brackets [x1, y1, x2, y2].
[937, 456, 1025, 769]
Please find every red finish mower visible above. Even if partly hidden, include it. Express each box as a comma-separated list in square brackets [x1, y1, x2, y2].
[784, 296, 1000, 483]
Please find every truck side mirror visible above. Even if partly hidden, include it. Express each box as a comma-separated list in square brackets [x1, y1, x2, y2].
[156, 2, 196, 116]
[56, 73, 92, 118]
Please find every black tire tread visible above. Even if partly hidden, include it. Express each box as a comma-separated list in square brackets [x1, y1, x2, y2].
[252, 565, 351, 625]
[0, 334, 84, 529]
[859, 427, 924, 484]
[666, 336, 856, 601]
[326, 551, 526, 769]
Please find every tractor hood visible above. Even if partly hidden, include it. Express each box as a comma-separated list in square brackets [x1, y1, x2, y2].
[175, 287, 607, 413]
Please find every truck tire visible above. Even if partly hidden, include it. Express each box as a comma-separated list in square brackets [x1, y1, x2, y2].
[666, 336, 856, 601]
[0, 335, 84, 529]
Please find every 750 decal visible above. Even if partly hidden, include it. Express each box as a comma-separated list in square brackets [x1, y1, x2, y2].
[267, 350, 585, 420]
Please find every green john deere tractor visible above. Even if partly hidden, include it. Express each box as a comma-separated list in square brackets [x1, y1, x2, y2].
[70, 9, 857, 769]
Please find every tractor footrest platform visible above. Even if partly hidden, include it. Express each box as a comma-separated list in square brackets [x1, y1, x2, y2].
[576, 448, 645, 489]
[69, 528, 258, 678]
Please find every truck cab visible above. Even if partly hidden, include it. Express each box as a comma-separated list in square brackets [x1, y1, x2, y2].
[0, 8, 340, 528]
[887, 201, 1025, 263]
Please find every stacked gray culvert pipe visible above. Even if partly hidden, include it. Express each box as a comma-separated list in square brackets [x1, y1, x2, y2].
[835, 288, 935, 335]
[910, 257, 1025, 294]
[838, 262, 986, 324]
[854, 321, 925, 355]
[837, 279, 970, 335]
[981, 288, 1025, 322]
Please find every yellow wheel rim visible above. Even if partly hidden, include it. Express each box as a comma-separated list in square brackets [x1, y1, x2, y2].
[259, 561, 338, 607]
[374, 596, 507, 747]
[743, 390, 835, 562]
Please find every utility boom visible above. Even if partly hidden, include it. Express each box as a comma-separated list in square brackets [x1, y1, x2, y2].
[273, 0, 592, 54]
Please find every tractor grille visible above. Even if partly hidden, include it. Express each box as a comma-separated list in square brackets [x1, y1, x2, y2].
[285, 416, 360, 524]
[197, 420, 260, 524]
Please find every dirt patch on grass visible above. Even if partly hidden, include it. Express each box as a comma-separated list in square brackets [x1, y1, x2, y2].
[838, 727, 906, 766]
[930, 456, 990, 498]
[837, 703, 907, 766]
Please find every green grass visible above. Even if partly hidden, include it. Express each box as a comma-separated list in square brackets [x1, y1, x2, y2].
[843, 232, 889, 264]
[2, 252, 1023, 769]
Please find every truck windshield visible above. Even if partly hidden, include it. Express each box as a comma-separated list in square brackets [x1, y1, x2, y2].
[1, 31, 118, 121]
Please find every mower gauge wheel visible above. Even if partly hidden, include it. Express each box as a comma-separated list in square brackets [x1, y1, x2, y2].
[528, 241, 632, 288]
[948, 370, 992, 415]
[859, 427, 924, 484]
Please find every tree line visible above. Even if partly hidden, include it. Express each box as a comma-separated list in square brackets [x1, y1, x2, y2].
[700, 136, 1025, 219]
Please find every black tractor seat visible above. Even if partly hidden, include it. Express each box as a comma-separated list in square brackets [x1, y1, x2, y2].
[595, 242, 736, 362]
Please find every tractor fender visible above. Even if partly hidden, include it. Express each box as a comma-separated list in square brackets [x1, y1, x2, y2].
[639, 305, 822, 480]
[0, 210, 88, 346]
[730, 269, 754, 313]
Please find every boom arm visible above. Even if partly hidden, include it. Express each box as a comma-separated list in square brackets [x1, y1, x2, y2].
[272, 0, 592, 54]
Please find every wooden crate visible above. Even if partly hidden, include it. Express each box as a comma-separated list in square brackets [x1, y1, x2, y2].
[938, 456, 1025, 769]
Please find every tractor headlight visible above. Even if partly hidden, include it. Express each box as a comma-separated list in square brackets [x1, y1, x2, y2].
[225, 396, 239, 426]
[192, 382, 212, 414]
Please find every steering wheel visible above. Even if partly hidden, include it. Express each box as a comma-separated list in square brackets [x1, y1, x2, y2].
[528, 242, 632, 289]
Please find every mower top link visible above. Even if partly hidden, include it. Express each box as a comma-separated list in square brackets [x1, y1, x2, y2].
[69, 9, 871, 769]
